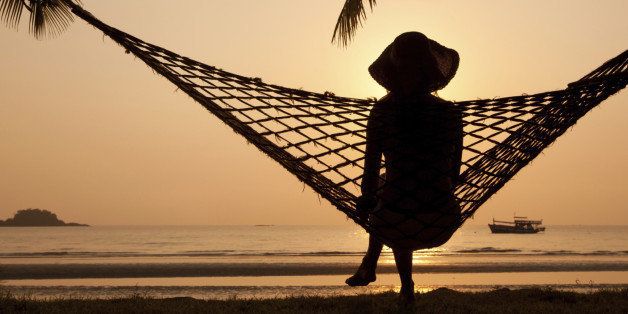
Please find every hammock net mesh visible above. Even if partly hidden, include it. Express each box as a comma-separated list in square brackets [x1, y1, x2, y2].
[69, 4, 627, 247]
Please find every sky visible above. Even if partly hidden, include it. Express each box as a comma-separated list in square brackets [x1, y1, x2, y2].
[1, 0, 627, 226]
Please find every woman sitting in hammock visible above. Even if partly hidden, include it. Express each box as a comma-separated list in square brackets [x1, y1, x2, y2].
[347, 32, 463, 302]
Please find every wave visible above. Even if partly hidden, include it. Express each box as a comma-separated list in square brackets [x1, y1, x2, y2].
[0, 251, 139, 257]
[454, 248, 628, 256]
[455, 247, 522, 253]
[1, 249, 627, 259]
[0, 250, 366, 258]
[536, 250, 628, 256]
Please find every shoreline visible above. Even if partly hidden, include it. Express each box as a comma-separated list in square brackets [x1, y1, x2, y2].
[1, 262, 627, 280]
[3, 271, 627, 299]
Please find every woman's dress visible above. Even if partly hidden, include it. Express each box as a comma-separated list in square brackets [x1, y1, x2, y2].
[362, 94, 463, 249]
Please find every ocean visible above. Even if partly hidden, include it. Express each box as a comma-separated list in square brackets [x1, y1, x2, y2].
[1, 224, 626, 299]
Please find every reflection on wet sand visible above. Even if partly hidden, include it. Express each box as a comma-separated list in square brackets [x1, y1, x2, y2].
[4, 272, 627, 300]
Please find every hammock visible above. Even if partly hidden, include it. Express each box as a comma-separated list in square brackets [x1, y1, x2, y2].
[66, 4, 627, 245]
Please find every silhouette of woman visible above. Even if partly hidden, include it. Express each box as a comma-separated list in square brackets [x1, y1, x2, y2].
[346, 32, 463, 302]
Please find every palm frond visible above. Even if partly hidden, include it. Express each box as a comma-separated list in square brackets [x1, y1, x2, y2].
[29, 0, 76, 39]
[0, 0, 24, 28]
[0, 0, 79, 38]
[331, 0, 377, 46]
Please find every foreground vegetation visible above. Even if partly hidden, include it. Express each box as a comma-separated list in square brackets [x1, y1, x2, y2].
[1, 288, 627, 313]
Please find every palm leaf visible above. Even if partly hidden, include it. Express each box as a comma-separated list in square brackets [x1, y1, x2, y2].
[0, 0, 23, 28]
[0, 0, 79, 38]
[332, 0, 377, 46]
[29, 0, 75, 39]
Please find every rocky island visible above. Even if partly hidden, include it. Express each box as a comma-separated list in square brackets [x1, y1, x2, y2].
[0, 208, 88, 227]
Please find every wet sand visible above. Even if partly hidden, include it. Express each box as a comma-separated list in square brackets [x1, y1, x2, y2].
[1, 261, 627, 280]
[4, 271, 627, 299]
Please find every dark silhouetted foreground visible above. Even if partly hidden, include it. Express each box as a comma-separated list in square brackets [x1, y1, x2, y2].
[1, 288, 627, 313]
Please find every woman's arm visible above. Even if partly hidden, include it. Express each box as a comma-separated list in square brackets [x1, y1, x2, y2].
[358, 106, 383, 211]
[451, 108, 464, 186]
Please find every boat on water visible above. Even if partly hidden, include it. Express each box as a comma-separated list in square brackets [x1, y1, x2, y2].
[489, 216, 546, 234]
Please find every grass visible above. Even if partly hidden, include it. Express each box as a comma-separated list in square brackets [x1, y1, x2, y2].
[1, 287, 627, 313]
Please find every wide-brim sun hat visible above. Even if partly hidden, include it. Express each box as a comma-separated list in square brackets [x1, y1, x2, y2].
[369, 32, 459, 93]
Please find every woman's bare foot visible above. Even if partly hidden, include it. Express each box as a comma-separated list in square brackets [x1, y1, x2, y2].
[345, 268, 376, 286]
[398, 285, 416, 304]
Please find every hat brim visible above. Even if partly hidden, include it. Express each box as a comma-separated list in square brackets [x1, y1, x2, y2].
[369, 32, 459, 93]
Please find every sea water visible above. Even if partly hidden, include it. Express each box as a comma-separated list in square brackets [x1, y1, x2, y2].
[1, 224, 626, 299]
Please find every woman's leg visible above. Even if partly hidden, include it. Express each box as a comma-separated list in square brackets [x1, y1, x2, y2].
[393, 248, 415, 302]
[361, 235, 384, 272]
[345, 234, 383, 286]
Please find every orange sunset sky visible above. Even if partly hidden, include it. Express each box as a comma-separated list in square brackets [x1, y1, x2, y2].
[1, 0, 627, 225]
